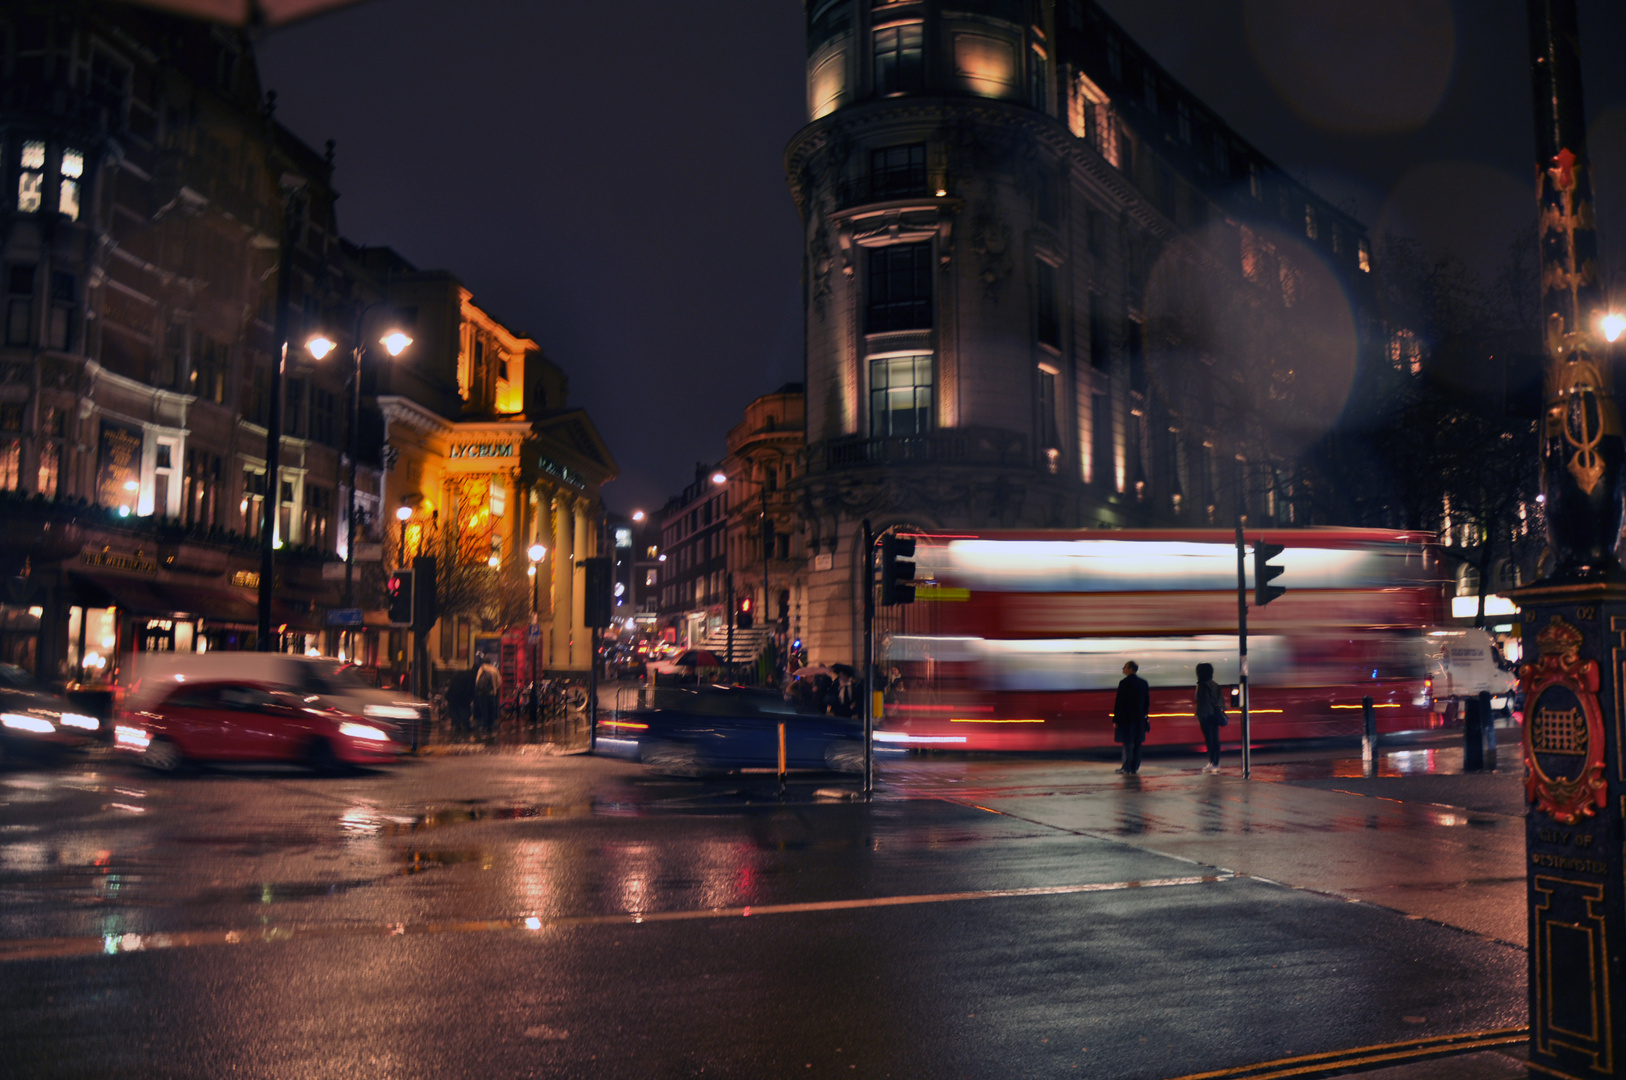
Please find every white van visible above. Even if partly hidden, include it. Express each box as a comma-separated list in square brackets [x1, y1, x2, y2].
[123, 653, 431, 737]
[1421, 628, 1517, 712]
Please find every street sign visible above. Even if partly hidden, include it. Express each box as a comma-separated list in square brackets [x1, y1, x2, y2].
[326, 607, 364, 626]
[528, 625, 541, 642]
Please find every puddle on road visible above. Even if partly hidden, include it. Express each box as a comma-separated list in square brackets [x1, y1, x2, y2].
[399, 848, 492, 875]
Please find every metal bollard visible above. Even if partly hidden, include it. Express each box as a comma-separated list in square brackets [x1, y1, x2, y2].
[1361, 695, 1376, 777]
[1463, 694, 1484, 772]
[1479, 689, 1496, 771]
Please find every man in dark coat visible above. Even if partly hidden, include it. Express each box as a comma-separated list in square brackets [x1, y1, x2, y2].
[1112, 660, 1151, 775]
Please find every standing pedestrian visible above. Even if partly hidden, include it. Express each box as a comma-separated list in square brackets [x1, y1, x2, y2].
[446, 660, 477, 742]
[474, 652, 502, 740]
[1113, 660, 1151, 775]
[1194, 662, 1228, 773]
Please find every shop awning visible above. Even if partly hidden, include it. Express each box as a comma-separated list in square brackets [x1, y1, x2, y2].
[69, 574, 326, 630]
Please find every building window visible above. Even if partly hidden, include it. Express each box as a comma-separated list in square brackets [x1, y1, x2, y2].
[1142, 69, 1158, 113]
[190, 333, 226, 404]
[37, 406, 65, 500]
[18, 142, 44, 213]
[152, 439, 177, 517]
[866, 243, 932, 333]
[311, 387, 337, 446]
[1028, 47, 1048, 112]
[278, 479, 296, 545]
[1249, 162, 1262, 200]
[1091, 389, 1112, 487]
[184, 449, 219, 528]
[1035, 260, 1060, 349]
[158, 323, 184, 389]
[5, 266, 33, 347]
[1358, 237, 1372, 273]
[870, 143, 927, 199]
[48, 272, 74, 351]
[59, 149, 83, 222]
[303, 484, 332, 552]
[1177, 100, 1192, 143]
[1304, 202, 1318, 240]
[246, 363, 270, 426]
[873, 23, 924, 96]
[241, 468, 265, 538]
[283, 377, 305, 437]
[1089, 292, 1108, 368]
[870, 354, 933, 437]
[1038, 367, 1059, 450]
[97, 421, 142, 513]
[1126, 319, 1146, 394]
[0, 440, 19, 492]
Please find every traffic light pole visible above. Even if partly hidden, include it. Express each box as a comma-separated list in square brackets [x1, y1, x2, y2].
[862, 519, 875, 798]
[1235, 519, 1250, 780]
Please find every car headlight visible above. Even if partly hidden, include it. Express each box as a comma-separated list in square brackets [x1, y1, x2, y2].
[114, 725, 152, 750]
[2, 712, 55, 734]
[60, 713, 99, 731]
[364, 704, 420, 721]
[338, 722, 391, 742]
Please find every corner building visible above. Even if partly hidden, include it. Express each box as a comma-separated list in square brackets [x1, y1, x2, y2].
[786, 0, 1377, 664]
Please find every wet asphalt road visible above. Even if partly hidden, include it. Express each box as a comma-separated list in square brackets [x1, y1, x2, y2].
[0, 738, 1527, 1079]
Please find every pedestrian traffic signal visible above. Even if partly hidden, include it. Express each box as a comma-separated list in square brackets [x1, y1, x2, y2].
[737, 595, 754, 630]
[880, 533, 917, 605]
[1253, 542, 1286, 606]
[387, 569, 414, 625]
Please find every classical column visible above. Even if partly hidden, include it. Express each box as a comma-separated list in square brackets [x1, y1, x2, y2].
[551, 494, 573, 673]
[572, 505, 590, 668]
[1512, 5, 1626, 1078]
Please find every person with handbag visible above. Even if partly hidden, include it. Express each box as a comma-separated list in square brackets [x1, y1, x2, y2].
[1194, 662, 1228, 773]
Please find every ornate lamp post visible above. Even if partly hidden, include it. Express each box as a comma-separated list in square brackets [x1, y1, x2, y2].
[1514, 3, 1626, 1075]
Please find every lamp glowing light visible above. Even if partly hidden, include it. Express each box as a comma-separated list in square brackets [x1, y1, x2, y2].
[1602, 312, 1626, 344]
[305, 335, 337, 360]
[631, 510, 646, 522]
[380, 331, 413, 356]
[528, 544, 546, 562]
[711, 471, 727, 485]
[396, 505, 413, 522]
[488, 555, 501, 569]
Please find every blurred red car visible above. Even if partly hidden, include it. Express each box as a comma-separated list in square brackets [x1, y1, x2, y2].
[114, 680, 402, 772]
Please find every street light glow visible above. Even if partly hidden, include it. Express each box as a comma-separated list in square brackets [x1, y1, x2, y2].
[631, 510, 645, 522]
[1602, 312, 1626, 343]
[528, 543, 547, 562]
[380, 330, 413, 356]
[305, 335, 337, 360]
[396, 505, 413, 522]
[711, 471, 727, 485]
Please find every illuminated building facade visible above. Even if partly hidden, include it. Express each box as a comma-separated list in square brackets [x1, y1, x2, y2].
[346, 247, 616, 677]
[786, 0, 1376, 663]
[0, 5, 616, 687]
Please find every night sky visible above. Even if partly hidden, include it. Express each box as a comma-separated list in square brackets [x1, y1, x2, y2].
[252, 0, 1626, 516]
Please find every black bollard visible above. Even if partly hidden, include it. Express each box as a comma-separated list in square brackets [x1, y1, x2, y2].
[1361, 695, 1376, 777]
[1479, 689, 1496, 771]
[1463, 694, 1484, 772]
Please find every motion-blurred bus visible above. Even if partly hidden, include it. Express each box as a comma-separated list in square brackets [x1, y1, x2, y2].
[875, 529, 1447, 751]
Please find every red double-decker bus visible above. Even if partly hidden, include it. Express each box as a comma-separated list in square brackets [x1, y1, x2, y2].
[875, 528, 1448, 752]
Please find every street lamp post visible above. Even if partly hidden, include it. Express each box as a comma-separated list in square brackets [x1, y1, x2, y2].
[528, 542, 546, 726]
[306, 311, 411, 662]
[258, 180, 303, 653]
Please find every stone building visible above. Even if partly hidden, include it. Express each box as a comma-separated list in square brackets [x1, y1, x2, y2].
[350, 246, 616, 679]
[0, 3, 356, 678]
[721, 384, 808, 663]
[0, 3, 615, 691]
[785, 0, 1377, 664]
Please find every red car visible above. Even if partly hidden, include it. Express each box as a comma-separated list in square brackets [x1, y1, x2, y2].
[115, 680, 402, 772]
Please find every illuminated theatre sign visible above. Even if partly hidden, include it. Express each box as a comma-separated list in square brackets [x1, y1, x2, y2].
[447, 440, 520, 461]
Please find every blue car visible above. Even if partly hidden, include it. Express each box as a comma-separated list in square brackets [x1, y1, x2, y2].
[599, 686, 865, 776]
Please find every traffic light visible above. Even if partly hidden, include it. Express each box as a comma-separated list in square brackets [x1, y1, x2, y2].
[880, 533, 917, 606]
[387, 569, 414, 625]
[1253, 542, 1286, 606]
[412, 555, 438, 633]
[737, 595, 754, 630]
[583, 557, 612, 628]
